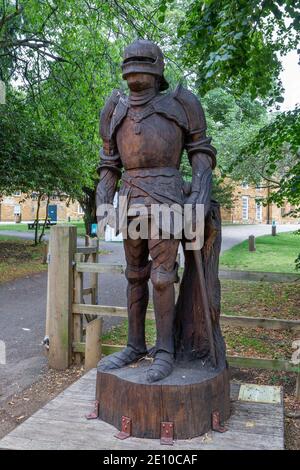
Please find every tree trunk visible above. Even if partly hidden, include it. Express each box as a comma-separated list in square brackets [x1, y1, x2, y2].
[80, 184, 97, 236]
[34, 193, 42, 246]
[39, 194, 50, 243]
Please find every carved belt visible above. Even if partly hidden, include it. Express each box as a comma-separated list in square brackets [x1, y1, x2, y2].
[121, 168, 184, 206]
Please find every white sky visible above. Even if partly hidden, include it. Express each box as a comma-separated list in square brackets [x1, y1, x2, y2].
[280, 50, 300, 111]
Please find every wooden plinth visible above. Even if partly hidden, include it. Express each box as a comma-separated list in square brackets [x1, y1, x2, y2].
[96, 359, 230, 439]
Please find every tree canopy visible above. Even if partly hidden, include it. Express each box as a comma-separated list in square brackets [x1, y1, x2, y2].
[1, 0, 299, 246]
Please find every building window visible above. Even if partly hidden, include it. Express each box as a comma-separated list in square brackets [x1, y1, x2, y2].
[13, 190, 21, 196]
[14, 205, 21, 215]
[255, 182, 262, 192]
[242, 196, 248, 220]
[256, 202, 262, 221]
[78, 205, 84, 215]
[241, 181, 248, 189]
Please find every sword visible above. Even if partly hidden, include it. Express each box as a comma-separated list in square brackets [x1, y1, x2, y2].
[183, 180, 217, 368]
[193, 248, 217, 368]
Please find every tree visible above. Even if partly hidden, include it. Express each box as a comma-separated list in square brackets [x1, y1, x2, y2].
[174, 0, 299, 103]
[1, 1, 176, 234]
[0, 89, 89, 243]
[234, 107, 300, 267]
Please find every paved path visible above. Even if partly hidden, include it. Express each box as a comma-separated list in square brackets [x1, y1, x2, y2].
[0, 224, 298, 403]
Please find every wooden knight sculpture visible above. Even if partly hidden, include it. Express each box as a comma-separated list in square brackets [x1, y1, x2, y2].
[96, 39, 230, 439]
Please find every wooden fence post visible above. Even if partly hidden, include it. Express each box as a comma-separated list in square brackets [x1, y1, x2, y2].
[48, 225, 77, 369]
[73, 253, 84, 365]
[91, 238, 99, 305]
[85, 318, 103, 371]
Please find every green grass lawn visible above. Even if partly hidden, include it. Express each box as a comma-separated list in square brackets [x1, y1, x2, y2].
[0, 221, 87, 237]
[0, 236, 47, 283]
[220, 231, 300, 273]
[102, 317, 295, 360]
[102, 276, 299, 361]
[221, 279, 299, 320]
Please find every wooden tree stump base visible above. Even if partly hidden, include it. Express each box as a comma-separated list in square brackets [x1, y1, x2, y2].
[96, 359, 230, 440]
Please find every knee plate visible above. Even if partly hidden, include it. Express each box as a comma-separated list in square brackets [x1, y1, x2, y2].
[125, 261, 151, 284]
[151, 263, 179, 290]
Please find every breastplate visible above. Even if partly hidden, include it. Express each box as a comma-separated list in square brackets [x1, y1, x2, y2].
[116, 107, 184, 170]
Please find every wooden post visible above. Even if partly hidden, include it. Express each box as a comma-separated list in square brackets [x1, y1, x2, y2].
[48, 225, 77, 369]
[272, 225, 277, 236]
[248, 235, 256, 252]
[73, 253, 84, 365]
[85, 318, 103, 371]
[296, 369, 300, 401]
[91, 238, 99, 305]
[43, 243, 51, 355]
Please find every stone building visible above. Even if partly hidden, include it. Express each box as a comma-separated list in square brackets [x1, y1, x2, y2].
[221, 181, 299, 224]
[0, 184, 298, 225]
[0, 192, 84, 222]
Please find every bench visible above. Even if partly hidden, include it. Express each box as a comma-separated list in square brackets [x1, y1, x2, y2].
[27, 219, 57, 230]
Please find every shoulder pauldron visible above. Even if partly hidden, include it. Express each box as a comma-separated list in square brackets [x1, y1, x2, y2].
[100, 89, 129, 141]
[101, 85, 207, 139]
[152, 93, 189, 131]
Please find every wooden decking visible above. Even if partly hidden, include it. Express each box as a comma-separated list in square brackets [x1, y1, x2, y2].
[0, 370, 284, 450]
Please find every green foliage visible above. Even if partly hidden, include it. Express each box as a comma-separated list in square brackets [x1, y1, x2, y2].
[1, 0, 298, 248]
[0, 89, 88, 198]
[175, 0, 299, 103]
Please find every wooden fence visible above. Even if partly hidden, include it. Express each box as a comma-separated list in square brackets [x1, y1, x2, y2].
[46, 225, 300, 399]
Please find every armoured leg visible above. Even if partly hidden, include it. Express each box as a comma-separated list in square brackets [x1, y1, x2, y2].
[99, 239, 151, 370]
[125, 260, 151, 352]
[147, 238, 180, 382]
[98, 238, 150, 371]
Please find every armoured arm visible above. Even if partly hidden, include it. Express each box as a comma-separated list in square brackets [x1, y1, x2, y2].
[188, 143, 213, 216]
[175, 85, 216, 214]
[96, 90, 123, 219]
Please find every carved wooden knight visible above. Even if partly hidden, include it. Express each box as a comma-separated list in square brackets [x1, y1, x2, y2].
[97, 39, 226, 384]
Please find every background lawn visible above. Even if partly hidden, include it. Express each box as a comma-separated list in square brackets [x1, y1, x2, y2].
[102, 317, 296, 361]
[220, 231, 300, 273]
[0, 221, 87, 237]
[0, 235, 47, 283]
[102, 276, 299, 361]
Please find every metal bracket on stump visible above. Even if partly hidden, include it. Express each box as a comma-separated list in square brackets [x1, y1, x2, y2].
[160, 421, 174, 445]
[212, 410, 227, 433]
[86, 400, 99, 420]
[115, 416, 132, 440]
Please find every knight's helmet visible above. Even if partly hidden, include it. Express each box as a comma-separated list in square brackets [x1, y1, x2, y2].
[121, 39, 169, 91]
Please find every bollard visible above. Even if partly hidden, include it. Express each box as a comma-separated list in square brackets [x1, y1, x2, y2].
[272, 220, 276, 236]
[248, 235, 256, 252]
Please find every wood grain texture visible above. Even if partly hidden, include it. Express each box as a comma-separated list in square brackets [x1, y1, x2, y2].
[96, 360, 230, 439]
[72, 304, 300, 331]
[85, 318, 102, 371]
[0, 369, 284, 450]
[48, 225, 77, 369]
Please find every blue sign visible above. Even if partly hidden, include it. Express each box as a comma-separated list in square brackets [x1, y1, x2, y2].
[91, 223, 98, 235]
